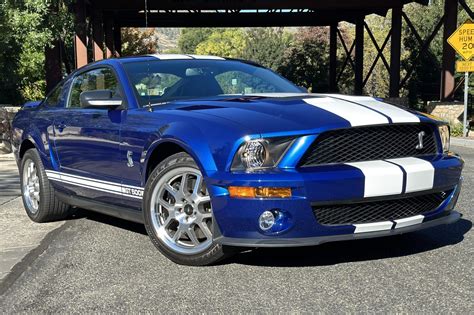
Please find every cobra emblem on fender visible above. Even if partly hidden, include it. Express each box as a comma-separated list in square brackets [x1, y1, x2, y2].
[416, 131, 425, 150]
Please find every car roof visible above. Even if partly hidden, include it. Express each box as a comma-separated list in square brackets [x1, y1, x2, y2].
[115, 54, 227, 64]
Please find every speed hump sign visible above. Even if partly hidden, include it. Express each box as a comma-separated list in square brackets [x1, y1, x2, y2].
[447, 19, 474, 61]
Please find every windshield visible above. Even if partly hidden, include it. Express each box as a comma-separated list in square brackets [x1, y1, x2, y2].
[122, 59, 301, 106]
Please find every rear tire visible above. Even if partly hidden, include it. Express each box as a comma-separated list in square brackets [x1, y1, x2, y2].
[20, 149, 73, 222]
[143, 152, 235, 266]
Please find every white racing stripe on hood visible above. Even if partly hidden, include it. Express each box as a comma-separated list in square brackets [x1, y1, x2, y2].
[324, 95, 420, 123]
[346, 160, 404, 197]
[303, 97, 389, 127]
[386, 157, 434, 193]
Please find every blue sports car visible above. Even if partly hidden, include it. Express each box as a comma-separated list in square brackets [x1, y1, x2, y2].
[12, 55, 463, 265]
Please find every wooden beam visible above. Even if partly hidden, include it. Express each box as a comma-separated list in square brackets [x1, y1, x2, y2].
[92, 12, 104, 61]
[104, 14, 114, 58]
[329, 23, 338, 92]
[73, 0, 88, 69]
[354, 17, 364, 95]
[113, 23, 122, 57]
[389, 6, 402, 97]
[45, 40, 62, 93]
[440, 0, 458, 101]
[114, 11, 371, 27]
[94, 0, 416, 11]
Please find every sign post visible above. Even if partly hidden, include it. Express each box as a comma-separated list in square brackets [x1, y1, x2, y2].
[448, 19, 473, 137]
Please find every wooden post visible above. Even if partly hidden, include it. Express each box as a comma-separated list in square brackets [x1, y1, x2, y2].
[440, 0, 458, 101]
[92, 12, 104, 61]
[389, 6, 402, 98]
[113, 22, 122, 57]
[73, 0, 88, 69]
[104, 14, 114, 58]
[45, 40, 62, 93]
[354, 17, 364, 95]
[329, 23, 338, 92]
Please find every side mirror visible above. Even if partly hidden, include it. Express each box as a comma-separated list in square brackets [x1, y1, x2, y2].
[23, 101, 42, 109]
[80, 90, 122, 109]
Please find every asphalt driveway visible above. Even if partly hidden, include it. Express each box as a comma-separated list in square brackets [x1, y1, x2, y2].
[0, 146, 473, 313]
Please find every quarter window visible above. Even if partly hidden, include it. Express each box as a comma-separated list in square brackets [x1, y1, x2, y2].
[43, 82, 65, 107]
[68, 68, 120, 108]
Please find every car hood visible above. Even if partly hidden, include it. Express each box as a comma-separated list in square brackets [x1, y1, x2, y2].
[169, 93, 434, 136]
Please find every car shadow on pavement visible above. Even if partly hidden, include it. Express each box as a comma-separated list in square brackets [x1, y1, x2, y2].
[226, 218, 472, 267]
[70, 209, 471, 268]
[71, 209, 147, 235]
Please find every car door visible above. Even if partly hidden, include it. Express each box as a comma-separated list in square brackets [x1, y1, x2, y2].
[53, 67, 126, 205]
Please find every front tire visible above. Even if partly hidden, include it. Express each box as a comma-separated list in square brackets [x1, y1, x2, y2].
[143, 152, 234, 266]
[20, 149, 73, 222]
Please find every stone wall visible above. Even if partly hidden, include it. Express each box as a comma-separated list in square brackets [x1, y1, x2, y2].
[426, 101, 465, 125]
[0, 105, 20, 154]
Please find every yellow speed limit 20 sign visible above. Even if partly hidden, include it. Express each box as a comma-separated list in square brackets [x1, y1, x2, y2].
[447, 19, 474, 61]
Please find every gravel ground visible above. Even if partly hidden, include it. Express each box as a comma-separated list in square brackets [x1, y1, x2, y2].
[0, 146, 472, 313]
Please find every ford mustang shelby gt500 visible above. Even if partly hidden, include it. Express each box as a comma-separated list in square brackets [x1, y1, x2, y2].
[12, 55, 463, 265]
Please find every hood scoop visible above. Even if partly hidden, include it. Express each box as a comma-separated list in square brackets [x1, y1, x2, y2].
[177, 105, 224, 111]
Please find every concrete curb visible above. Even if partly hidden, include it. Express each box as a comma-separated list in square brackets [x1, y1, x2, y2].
[451, 137, 474, 148]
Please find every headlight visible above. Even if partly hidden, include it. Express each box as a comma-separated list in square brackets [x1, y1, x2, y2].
[438, 125, 450, 153]
[231, 137, 295, 171]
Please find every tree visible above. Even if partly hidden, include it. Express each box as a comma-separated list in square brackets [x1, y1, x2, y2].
[0, 0, 74, 104]
[195, 29, 246, 58]
[121, 28, 159, 56]
[241, 28, 292, 71]
[178, 28, 213, 54]
[277, 27, 331, 92]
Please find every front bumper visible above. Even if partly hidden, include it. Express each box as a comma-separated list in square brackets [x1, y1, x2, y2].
[207, 154, 463, 247]
[215, 211, 461, 247]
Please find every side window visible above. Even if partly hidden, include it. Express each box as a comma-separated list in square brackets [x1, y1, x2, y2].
[67, 68, 120, 108]
[43, 82, 65, 107]
[215, 71, 278, 94]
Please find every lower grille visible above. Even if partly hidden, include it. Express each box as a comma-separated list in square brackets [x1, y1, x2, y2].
[312, 191, 451, 226]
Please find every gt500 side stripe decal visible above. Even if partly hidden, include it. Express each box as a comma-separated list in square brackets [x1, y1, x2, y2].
[303, 97, 389, 126]
[45, 170, 144, 199]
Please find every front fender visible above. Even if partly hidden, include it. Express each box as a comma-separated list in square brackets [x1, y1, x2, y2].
[142, 121, 219, 181]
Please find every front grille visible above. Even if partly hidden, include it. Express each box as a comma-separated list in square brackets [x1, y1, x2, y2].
[312, 191, 450, 226]
[300, 124, 437, 166]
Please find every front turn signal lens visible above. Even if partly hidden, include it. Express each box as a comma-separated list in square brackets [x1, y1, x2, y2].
[228, 186, 292, 198]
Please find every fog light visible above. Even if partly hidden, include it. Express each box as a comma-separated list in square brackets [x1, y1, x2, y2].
[259, 211, 275, 231]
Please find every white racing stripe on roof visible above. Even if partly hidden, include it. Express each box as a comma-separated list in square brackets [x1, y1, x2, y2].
[345, 160, 404, 197]
[188, 55, 225, 60]
[386, 157, 434, 193]
[303, 97, 389, 127]
[324, 94, 420, 123]
[150, 54, 193, 60]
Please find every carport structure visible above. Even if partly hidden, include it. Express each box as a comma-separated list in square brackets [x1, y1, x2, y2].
[45, 0, 474, 101]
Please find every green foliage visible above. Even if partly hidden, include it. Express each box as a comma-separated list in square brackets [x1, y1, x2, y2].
[178, 28, 213, 54]
[195, 29, 246, 58]
[0, 0, 73, 105]
[241, 28, 292, 71]
[122, 28, 159, 56]
[277, 27, 330, 92]
[450, 123, 464, 137]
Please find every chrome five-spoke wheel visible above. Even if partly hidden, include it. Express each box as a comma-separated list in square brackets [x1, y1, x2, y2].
[150, 167, 213, 255]
[22, 159, 40, 213]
